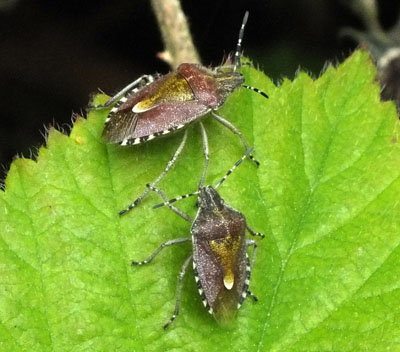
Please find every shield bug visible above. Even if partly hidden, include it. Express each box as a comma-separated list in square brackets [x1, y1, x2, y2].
[90, 11, 268, 215]
[132, 148, 264, 328]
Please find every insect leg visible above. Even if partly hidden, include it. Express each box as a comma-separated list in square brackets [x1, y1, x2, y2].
[246, 290, 258, 302]
[147, 184, 193, 223]
[211, 111, 260, 167]
[119, 129, 188, 215]
[89, 74, 155, 109]
[238, 251, 253, 309]
[237, 239, 260, 309]
[164, 255, 193, 329]
[246, 224, 265, 239]
[198, 122, 210, 189]
[131, 238, 191, 265]
[246, 239, 258, 268]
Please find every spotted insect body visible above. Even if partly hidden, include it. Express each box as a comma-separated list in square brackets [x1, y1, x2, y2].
[191, 186, 252, 323]
[102, 63, 245, 146]
[131, 149, 264, 328]
[91, 11, 268, 215]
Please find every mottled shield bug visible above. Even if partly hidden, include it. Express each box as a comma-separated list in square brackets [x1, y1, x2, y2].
[90, 11, 268, 215]
[132, 148, 264, 328]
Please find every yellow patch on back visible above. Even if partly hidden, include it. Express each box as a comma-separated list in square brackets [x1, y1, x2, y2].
[209, 235, 241, 290]
[133, 73, 194, 112]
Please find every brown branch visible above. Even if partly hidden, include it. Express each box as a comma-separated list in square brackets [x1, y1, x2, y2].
[151, 0, 200, 69]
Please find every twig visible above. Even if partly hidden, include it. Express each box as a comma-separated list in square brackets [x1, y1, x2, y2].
[151, 0, 200, 69]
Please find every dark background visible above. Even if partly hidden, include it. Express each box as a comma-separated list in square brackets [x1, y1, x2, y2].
[1, 0, 399, 181]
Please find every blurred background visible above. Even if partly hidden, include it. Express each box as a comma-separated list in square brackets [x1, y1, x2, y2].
[0, 0, 399, 181]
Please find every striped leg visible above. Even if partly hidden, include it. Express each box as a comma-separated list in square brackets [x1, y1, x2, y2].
[238, 240, 258, 309]
[152, 147, 255, 210]
[164, 255, 193, 329]
[89, 74, 156, 109]
[211, 111, 259, 167]
[131, 237, 191, 265]
[247, 290, 258, 302]
[119, 129, 188, 215]
[198, 122, 210, 189]
[246, 239, 258, 268]
[237, 253, 252, 309]
[246, 224, 265, 239]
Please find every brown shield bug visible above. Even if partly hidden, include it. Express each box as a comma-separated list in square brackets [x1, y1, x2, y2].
[132, 148, 264, 328]
[90, 11, 268, 215]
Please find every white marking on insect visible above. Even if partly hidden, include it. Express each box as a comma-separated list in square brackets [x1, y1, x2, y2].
[132, 103, 143, 113]
[224, 278, 234, 290]
[121, 139, 128, 146]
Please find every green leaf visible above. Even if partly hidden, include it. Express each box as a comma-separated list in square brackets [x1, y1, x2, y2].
[1, 50, 400, 351]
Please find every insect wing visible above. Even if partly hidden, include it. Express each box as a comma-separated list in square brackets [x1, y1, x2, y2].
[102, 72, 211, 145]
[131, 101, 210, 144]
[102, 73, 173, 143]
[102, 110, 139, 143]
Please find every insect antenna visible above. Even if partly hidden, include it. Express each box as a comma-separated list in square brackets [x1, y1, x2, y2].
[152, 147, 255, 209]
[241, 85, 269, 99]
[233, 11, 249, 72]
[152, 190, 200, 209]
[214, 147, 254, 189]
[232, 12, 269, 99]
[147, 184, 193, 222]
